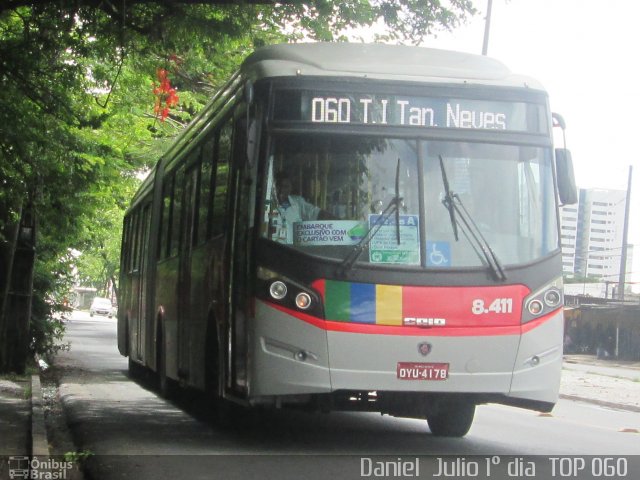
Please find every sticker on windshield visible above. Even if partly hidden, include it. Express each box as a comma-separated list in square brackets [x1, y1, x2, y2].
[368, 214, 420, 265]
[293, 220, 366, 246]
[426, 241, 451, 267]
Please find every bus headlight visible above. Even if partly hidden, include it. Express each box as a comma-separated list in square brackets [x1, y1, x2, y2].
[527, 299, 543, 316]
[544, 289, 562, 308]
[295, 292, 312, 310]
[257, 266, 324, 318]
[269, 281, 288, 300]
[522, 278, 563, 323]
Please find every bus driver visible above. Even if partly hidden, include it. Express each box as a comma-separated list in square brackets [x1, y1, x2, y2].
[270, 173, 332, 243]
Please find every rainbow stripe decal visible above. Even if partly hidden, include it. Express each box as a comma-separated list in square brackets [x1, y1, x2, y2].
[323, 281, 402, 325]
[313, 279, 529, 328]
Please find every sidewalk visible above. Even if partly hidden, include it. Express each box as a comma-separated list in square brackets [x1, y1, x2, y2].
[564, 353, 640, 371]
[561, 354, 640, 413]
[1, 354, 638, 474]
[0, 377, 30, 479]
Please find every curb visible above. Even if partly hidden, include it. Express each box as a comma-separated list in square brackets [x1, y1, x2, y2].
[30, 373, 86, 480]
[559, 393, 640, 413]
[563, 356, 640, 371]
[30, 374, 50, 457]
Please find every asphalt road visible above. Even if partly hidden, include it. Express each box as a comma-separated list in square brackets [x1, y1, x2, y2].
[52, 311, 640, 480]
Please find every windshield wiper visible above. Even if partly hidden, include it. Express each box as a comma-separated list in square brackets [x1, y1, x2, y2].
[394, 157, 402, 244]
[438, 155, 507, 281]
[439, 155, 459, 241]
[338, 158, 403, 277]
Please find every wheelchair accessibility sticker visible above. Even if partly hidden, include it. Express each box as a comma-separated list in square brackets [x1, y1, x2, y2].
[426, 241, 451, 267]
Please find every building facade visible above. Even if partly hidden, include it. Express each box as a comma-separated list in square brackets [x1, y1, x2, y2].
[560, 188, 633, 284]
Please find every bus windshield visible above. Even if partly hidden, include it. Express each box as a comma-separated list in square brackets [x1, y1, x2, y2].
[261, 134, 558, 269]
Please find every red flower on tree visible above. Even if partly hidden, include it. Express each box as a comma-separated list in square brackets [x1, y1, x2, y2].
[153, 68, 179, 122]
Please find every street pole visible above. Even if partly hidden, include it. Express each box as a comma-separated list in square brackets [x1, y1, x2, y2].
[617, 165, 632, 301]
[482, 0, 493, 55]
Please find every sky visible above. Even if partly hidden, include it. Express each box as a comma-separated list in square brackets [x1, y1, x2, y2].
[417, 0, 639, 288]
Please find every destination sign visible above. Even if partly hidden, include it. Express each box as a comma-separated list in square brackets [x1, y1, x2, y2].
[273, 90, 546, 133]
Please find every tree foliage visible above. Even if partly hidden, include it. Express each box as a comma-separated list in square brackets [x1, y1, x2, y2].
[0, 0, 477, 371]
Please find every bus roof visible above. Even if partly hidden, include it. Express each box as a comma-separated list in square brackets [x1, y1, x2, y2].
[126, 43, 547, 213]
[242, 42, 545, 91]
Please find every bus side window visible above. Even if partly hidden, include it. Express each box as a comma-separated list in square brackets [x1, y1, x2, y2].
[130, 210, 140, 273]
[159, 176, 173, 259]
[140, 203, 151, 266]
[198, 135, 215, 244]
[184, 147, 202, 247]
[211, 121, 233, 236]
[121, 216, 131, 273]
[170, 166, 185, 257]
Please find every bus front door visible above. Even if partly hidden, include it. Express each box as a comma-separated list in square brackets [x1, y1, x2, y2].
[227, 121, 251, 395]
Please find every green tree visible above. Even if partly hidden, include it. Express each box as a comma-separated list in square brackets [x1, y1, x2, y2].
[0, 0, 477, 373]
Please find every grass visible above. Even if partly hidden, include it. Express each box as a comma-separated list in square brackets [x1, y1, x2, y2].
[0, 372, 29, 382]
[0, 357, 39, 381]
[64, 449, 94, 464]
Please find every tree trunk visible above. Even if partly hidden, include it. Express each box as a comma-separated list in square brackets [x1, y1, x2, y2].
[0, 203, 22, 372]
[0, 202, 36, 374]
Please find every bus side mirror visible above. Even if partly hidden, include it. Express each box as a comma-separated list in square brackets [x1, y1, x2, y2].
[555, 148, 577, 205]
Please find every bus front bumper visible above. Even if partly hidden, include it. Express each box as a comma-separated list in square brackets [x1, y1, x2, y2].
[249, 301, 562, 408]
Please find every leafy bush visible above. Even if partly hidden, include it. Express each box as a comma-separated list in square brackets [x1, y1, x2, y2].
[29, 255, 73, 361]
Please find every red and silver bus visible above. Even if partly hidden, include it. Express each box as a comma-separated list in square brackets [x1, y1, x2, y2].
[118, 43, 577, 437]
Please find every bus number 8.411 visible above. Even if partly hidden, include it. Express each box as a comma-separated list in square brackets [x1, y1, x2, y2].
[311, 97, 351, 123]
[472, 298, 513, 315]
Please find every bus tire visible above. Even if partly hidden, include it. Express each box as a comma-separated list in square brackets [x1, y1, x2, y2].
[426, 401, 475, 437]
[128, 357, 145, 380]
[157, 324, 177, 399]
[205, 320, 239, 427]
[123, 316, 130, 357]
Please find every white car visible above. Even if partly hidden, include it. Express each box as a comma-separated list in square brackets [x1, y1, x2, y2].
[89, 297, 113, 318]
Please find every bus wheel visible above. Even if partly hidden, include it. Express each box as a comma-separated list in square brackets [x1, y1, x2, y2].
[128, 358, 142, 379]
[158, 335, 177, 399]
[205, 328, 239, 427]
[208, 392, 241, 428]
[426, 401, 475, 437]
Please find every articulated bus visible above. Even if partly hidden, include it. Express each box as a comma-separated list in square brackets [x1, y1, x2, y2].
[118, 43, 577, 437]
